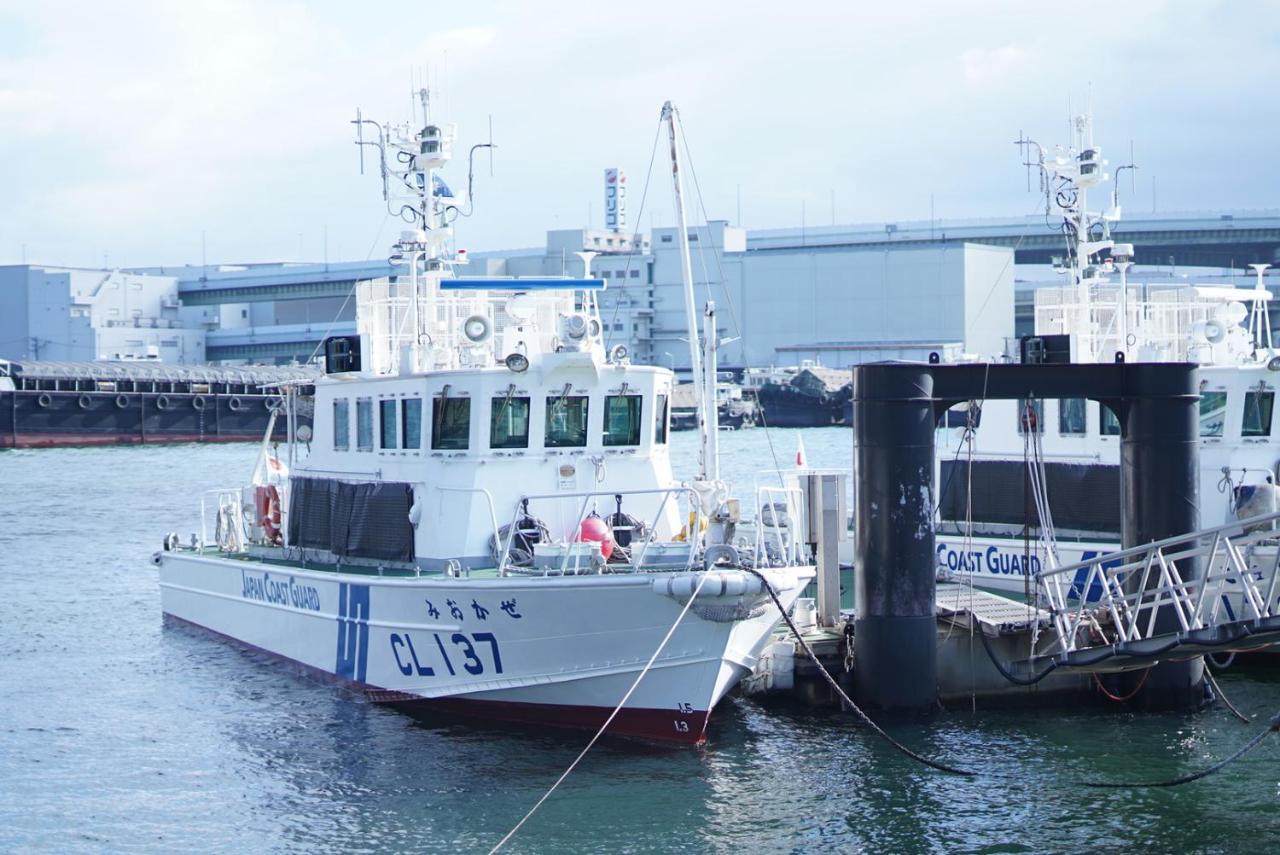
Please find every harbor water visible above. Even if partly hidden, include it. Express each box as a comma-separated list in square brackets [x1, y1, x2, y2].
[2, 428, 1278, 852]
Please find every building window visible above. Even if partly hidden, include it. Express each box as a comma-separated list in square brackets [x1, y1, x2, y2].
[402, 398, 422, 449]
[1058, 398, 1086, 435]
[655, 394, 669, 445]
[380, 399, 397, 449]
[1100, 404, 1121, 436]
[491, 395, 531, 448]
[356, 398, 373, 450]
[1017, 398, 1043, 434]
[241, 309, 248, 319]
[1200, 391, 1227, 437]
[615, 270, 625, 279]
[688, 233, 699, 241]
[333, 398, 350, 451]
[630, 269, 640, 278]
[1242, 390, 1275, 437]
[660, 235, 673, 243]
[546, 395, 589, 447]
[432, 396, 471, 450]
[603, 395, 642, 446]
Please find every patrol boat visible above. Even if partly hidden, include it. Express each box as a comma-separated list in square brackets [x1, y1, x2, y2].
[153, 92, 814, 745]
[936, 113, 1280, 599]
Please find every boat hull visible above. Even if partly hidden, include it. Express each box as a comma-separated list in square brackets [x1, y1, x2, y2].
[156, 551, 812, 745]
[0, 389, 303, 449]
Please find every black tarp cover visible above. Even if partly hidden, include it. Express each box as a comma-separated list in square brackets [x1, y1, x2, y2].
[288, 476, 415, 562]
[939, 459, 1121, 534]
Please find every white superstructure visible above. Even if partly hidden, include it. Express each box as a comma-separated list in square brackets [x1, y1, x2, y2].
[153, 90, 814, 745]
[939, 114, 1280, 599]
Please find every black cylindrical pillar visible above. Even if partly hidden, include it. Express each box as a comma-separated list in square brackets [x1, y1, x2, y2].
[852, 364, 937, 711]
[1117, 363, 1204, 708]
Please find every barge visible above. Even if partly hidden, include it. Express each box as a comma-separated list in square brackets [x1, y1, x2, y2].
[0, 359, 315, 448]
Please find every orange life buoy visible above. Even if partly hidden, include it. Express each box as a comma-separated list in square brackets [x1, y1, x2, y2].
[255, 484, 283, 545]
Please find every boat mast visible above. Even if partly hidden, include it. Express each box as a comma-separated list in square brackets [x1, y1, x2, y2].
[661, 101, 711, 480]
[703, 301, 720, 480]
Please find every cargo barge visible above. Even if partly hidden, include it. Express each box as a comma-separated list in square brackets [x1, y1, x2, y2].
[0, 360, 315, 449]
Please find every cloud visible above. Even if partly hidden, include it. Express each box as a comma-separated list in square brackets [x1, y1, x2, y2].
[960, 44, 1028, 86]
[0, 1, 1277, 267]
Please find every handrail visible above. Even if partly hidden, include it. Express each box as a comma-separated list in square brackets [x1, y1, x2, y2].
[497, 486, 698, 577]
[1034, 509, 1280, 657]
[1038, 508, 1280, 580]
[199, 487, 245, 551]
[755, 485, 805, 568]
[434, 485, 501, 562]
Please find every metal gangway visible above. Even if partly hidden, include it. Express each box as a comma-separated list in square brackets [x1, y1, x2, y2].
[1011, 510, 1280, 677]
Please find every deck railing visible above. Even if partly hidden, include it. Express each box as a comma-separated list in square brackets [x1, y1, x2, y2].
[497, 486, 698, 577]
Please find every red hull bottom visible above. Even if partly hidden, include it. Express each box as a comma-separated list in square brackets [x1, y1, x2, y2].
[373, 692, 711, 746]
[2, 432, 277, 449]
[163, 613, 712, 747]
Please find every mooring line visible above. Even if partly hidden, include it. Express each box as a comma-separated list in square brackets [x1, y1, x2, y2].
[1083, 711, 1280, 788]
[750, 566, 1279, 788]
[1205, 669, 1253, 725]
[743, 567, 976, 778]
[488, 568, 714, 854]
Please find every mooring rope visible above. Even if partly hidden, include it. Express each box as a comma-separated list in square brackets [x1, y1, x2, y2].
[752, 566, 1277, 789]
[742, 567, 976, 777]
[1084, 711, 1280, 788]
[1204, 668, 1252, 725]
[1092, 668, 1151, 703]
[488, 568, 714, 854]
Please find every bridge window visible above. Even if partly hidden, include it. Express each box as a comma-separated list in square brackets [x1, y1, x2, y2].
[333, 398, 349, 451]
[432, 396, 471, 450]
[1242, 390, 1274, 437]
[1058, 398, 1086, 435]
[1017, 398, 1043, 434]
[1200, 391, 1227, 437]
[356, 398, 373, 451]
[402, 398, 422, 449]
[380, 400, 397, 449]
[546, 396, 589, 447]
[1100, 404, 1120, 436]
[655, 394, 669, 445]
[491, 395, 530, 449]
[604, 395, 642, 446]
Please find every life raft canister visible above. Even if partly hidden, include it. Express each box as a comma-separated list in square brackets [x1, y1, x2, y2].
[255, 484, 283, 545]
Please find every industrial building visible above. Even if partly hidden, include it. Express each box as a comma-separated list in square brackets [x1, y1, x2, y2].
[2, 208, 1277, 369]
[0, 265, 205, 363]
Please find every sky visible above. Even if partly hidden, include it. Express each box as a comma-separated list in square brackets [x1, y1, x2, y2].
[1, 0, 1278, 269]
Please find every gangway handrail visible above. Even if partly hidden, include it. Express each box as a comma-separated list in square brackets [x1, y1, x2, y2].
[1037, 508, 1280, 580]
[1032, 508, 1280, 658]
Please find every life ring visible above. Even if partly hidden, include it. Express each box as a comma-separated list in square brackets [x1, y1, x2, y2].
[78, 394, 92, 409]
[254, 484, 283, 546]
[193, 395, 206, 411]
[228, 396, 243, 412]
[115, 394, 129, 409]
[156, 395, 171, 411]
[36, 392, 51, 408]
[265, 396, 282, 411]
